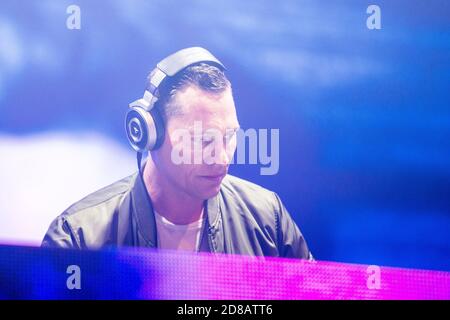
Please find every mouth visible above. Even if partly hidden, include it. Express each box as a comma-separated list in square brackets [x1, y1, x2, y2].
[200, 173, 226, 183]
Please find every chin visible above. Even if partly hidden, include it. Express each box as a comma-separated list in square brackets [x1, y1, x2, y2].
[197, 184, 222, 200]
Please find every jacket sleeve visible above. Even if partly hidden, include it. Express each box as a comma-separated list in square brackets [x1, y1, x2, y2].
[41, 215, 79, 249]
[273, 192, 314, 260]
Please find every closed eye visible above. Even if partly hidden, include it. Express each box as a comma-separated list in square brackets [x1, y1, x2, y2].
[201, 136, 215, 146]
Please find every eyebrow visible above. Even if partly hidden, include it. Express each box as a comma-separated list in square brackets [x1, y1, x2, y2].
[188, 126, 241, 134]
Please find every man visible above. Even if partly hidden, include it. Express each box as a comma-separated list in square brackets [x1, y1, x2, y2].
[42, 47, 313, 260]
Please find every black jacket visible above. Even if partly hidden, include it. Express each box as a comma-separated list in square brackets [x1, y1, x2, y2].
[42, 170, 313, 260]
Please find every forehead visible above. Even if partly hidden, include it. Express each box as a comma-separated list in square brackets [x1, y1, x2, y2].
[169, 85, 238, 129]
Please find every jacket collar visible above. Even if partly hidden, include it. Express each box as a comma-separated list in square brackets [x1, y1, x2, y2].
[131, 169, 157, 247]
[205, 191, 225, 253]
[130, 165, 225, 253]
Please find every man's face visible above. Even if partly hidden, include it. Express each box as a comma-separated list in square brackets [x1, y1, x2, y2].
[152, 85, 240, 200]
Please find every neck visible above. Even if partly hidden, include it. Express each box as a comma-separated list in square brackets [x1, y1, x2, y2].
[142, 156, 204, 225]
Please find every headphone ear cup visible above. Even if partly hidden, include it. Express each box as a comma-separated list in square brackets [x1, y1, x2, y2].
[125, 107, 166, 152]
[125, 107, 153, 152]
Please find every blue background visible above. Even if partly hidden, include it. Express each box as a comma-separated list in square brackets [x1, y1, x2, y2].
[0, 0, 449, 271]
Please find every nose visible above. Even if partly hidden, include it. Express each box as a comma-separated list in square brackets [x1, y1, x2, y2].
[218, 144, 231, 166]
[208, 142, 229, 166]
[206, 141, 232, 167]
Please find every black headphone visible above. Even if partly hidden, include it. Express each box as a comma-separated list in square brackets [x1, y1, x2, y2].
[125, 47, 226, 152]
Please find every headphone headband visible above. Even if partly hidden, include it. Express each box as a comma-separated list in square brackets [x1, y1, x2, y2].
[157, 47, 225, 76]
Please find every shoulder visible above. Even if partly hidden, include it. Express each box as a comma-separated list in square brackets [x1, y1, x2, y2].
[220, 174, 280, 215]
[43, 172, 139, 248]
[221, 174, 275, 197]
[60, 172, 137, 223]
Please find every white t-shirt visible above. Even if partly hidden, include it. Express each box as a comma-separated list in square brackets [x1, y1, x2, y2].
[154, 210, 205, 252]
